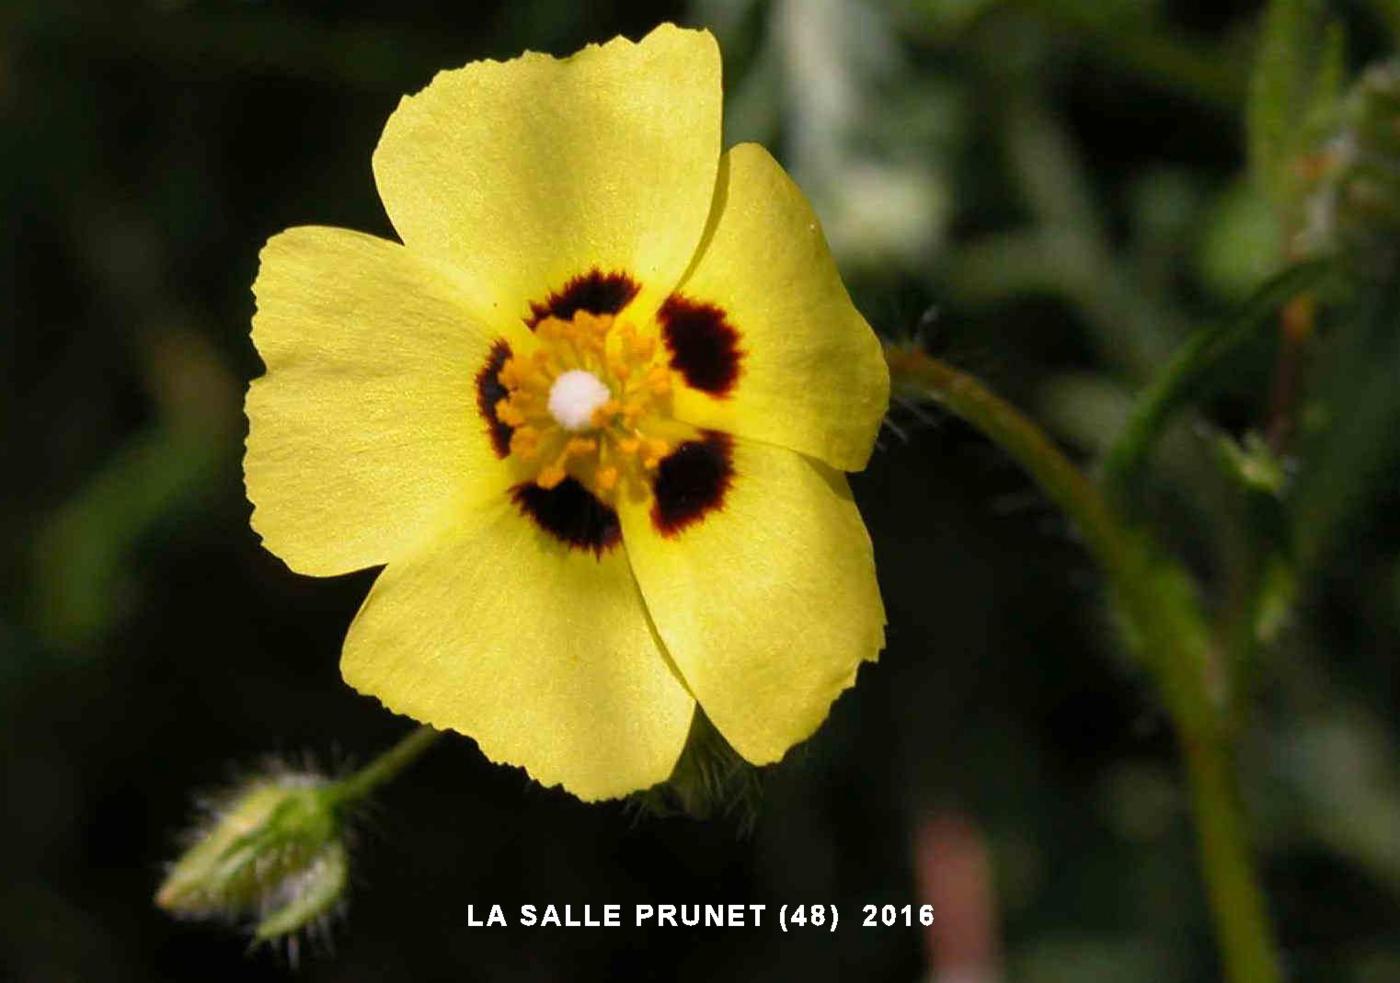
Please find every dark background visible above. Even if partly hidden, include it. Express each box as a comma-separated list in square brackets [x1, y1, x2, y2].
[3, 1, 1399, 980]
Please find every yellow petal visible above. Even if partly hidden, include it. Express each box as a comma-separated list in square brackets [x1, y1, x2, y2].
[665, 144, 889, 472]
[246, 227, 529, 576]
[373, 24, 721, 328]
[619, 436, 885, 765]
[341, 497, 695, 801]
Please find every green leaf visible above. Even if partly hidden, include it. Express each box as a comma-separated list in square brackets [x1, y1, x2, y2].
[1101, 259, 1333, 499]
[1248, 0, 1324, 206]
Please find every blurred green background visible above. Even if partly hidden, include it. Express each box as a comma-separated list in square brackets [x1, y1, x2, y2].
[3, 1, 1399, 980]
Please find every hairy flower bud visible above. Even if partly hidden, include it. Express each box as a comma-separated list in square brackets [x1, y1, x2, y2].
[156, 769, 349, 946]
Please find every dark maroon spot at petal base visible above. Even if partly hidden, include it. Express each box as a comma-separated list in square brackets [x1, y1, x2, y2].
[475, 340, 514, 459]
[651, 431, 734, 537]
[527, 269, 640, 329]
[658, 294, 743, 397]
[512, 479, 622, 556]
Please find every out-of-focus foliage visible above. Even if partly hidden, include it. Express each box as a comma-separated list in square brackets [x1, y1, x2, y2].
[3, 1, 1399, 981]
[1247, 0, 1342, 216]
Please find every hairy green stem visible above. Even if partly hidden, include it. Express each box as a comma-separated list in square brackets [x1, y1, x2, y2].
[326, 725, 442, 808]
[888, 345, 1281, 983]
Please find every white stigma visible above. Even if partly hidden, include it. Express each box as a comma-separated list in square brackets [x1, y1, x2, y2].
[547, 369, 612, 431]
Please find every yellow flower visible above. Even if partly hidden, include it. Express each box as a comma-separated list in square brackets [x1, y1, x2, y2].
[245, 24, 888, 801]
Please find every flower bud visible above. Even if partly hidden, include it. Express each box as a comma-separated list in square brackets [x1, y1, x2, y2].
[252, 839, 348, 943]
[156, 769, 348, 944]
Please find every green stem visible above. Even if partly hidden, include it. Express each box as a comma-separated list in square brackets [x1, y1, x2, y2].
[888, 345, 1281, 983]
[326, 725, 442, 808]
[1182, 728, 1285, 983]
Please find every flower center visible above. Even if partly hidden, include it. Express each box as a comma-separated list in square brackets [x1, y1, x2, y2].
[495, 311, 678, 499]
[547, 369, 611, 431]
